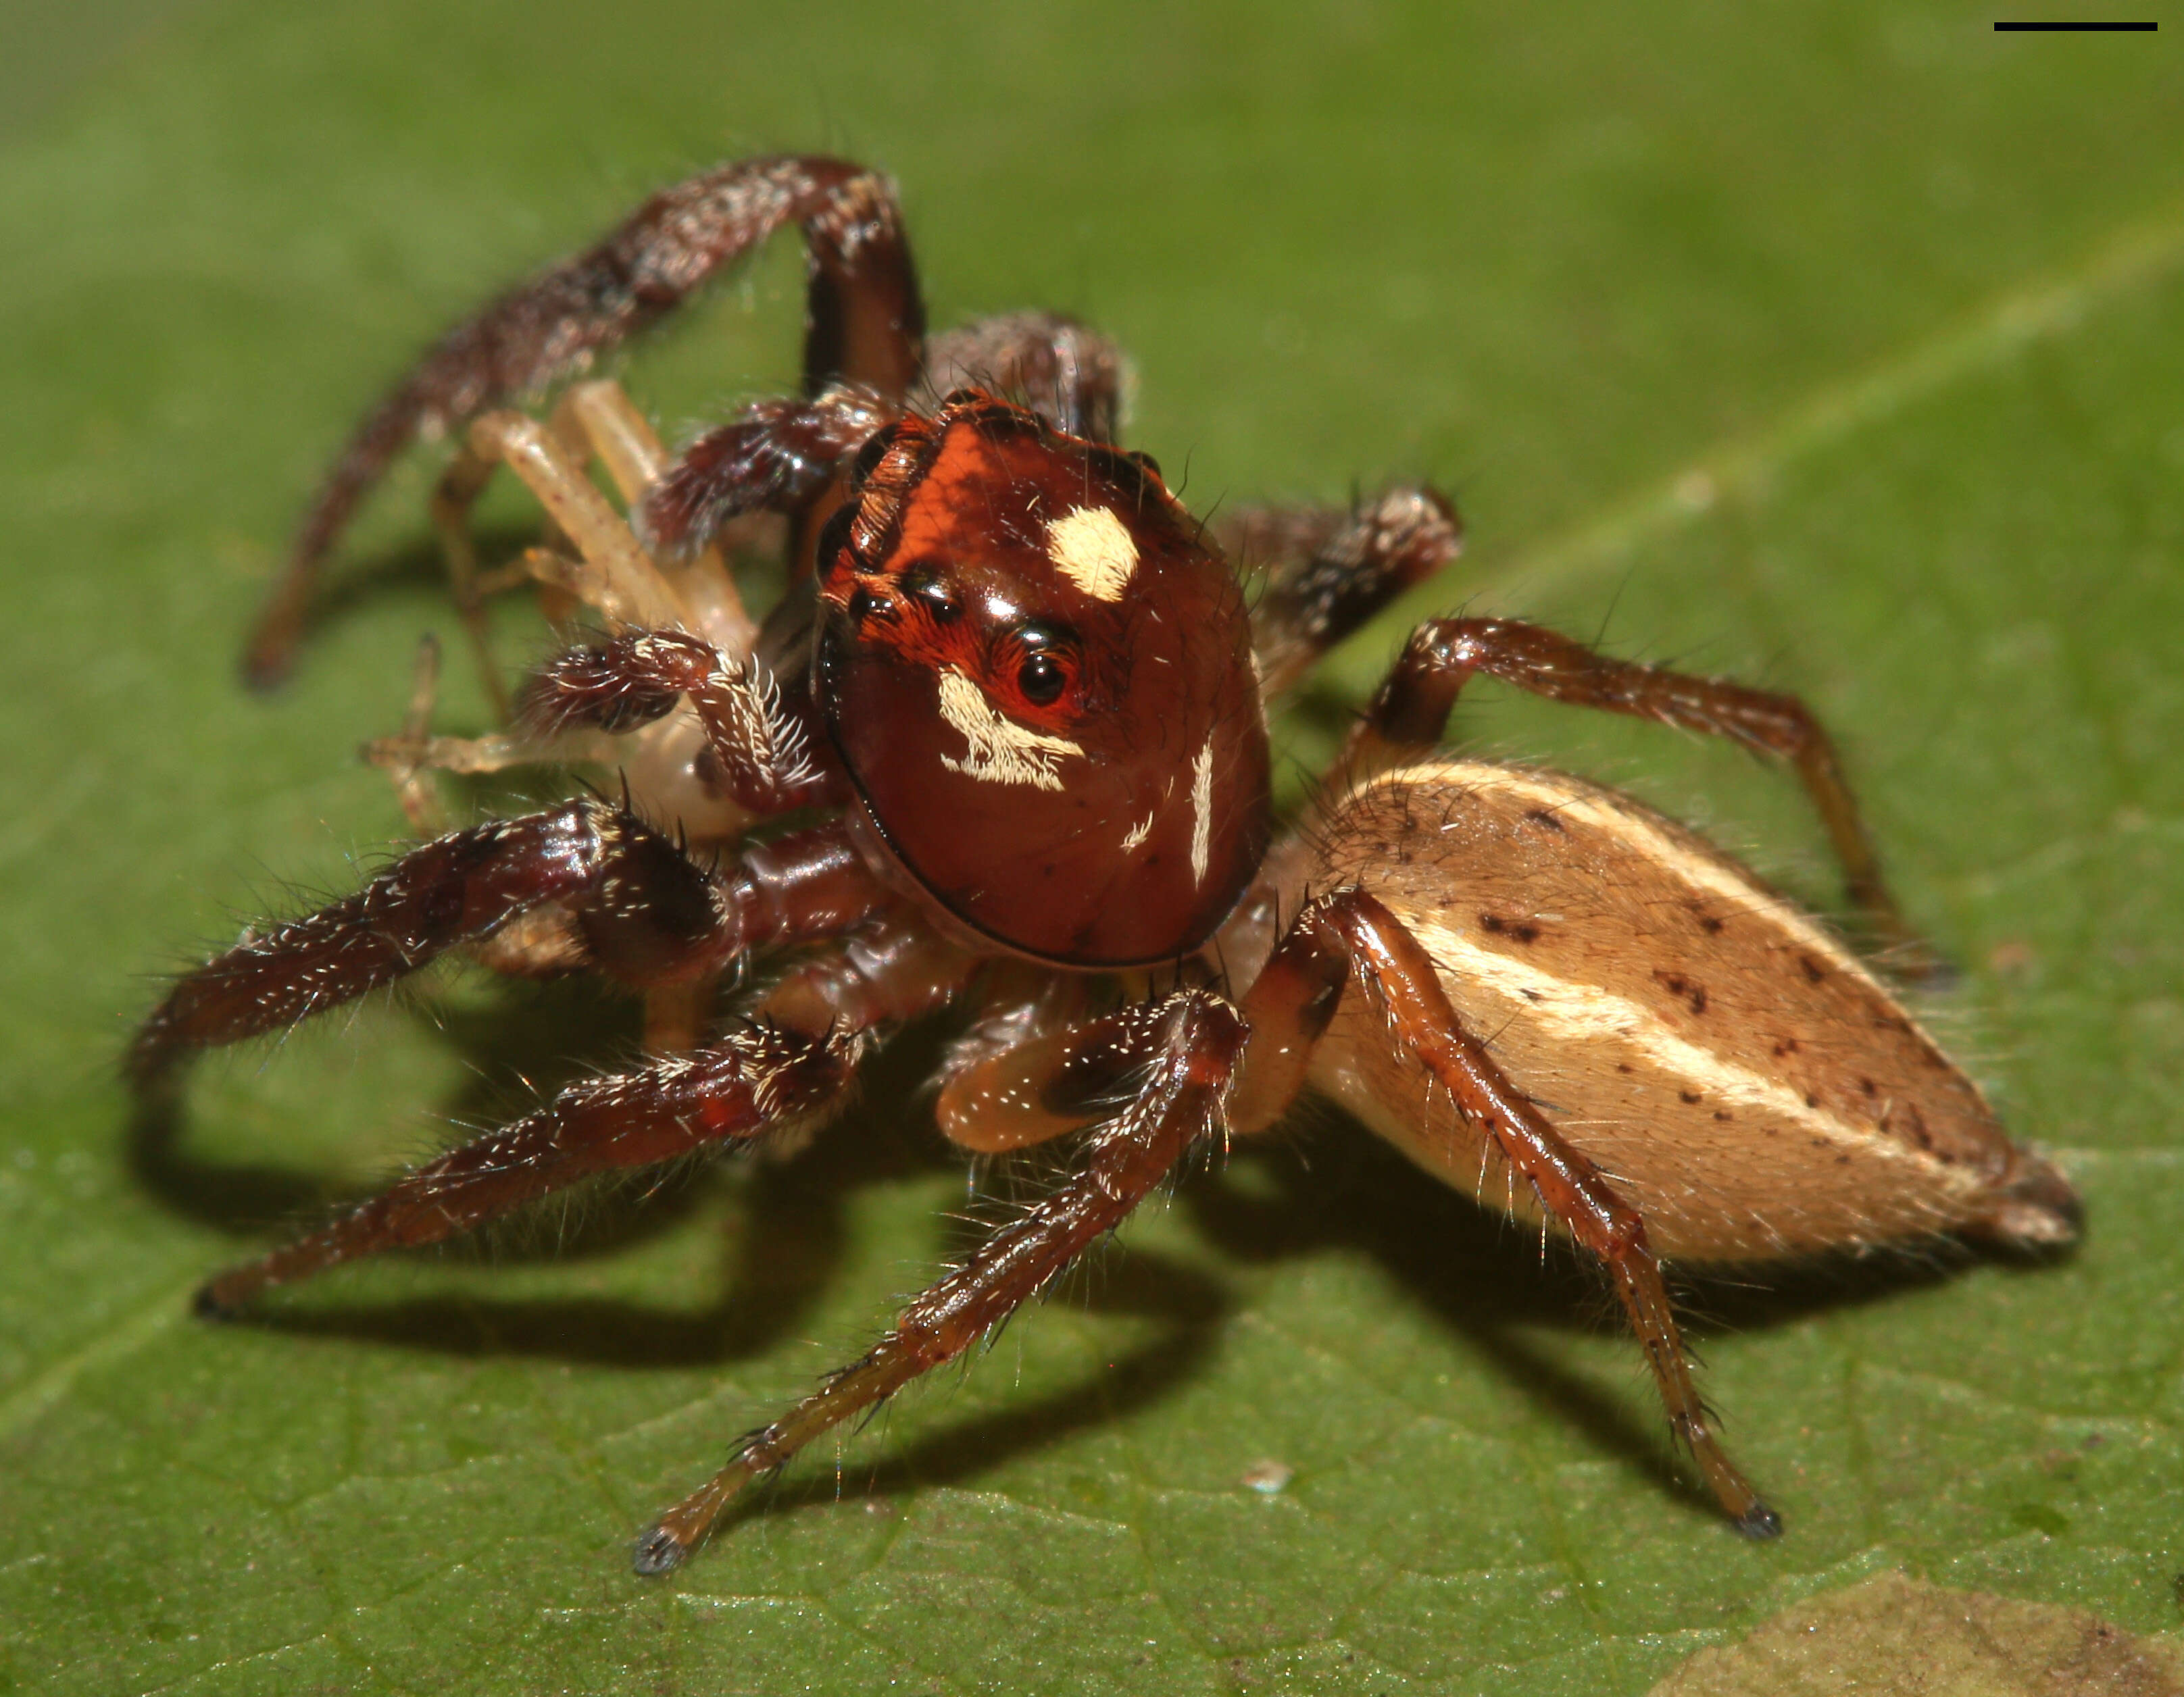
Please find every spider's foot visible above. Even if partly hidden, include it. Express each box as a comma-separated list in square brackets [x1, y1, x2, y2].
[1735, 1500, 1784, 1540]
[631, 1523, 692, 1576]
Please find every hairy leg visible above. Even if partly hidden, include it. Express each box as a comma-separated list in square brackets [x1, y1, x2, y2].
[195, 909, 974, 1314]
[128, 807, 889, 1084]
[633, 986, 1245, 1573]
[246, 155, 921, 686]
[196, 1019, 860, 1315]
[637, 386, 896, 561]
[1350, 615, 1924, 962]
[921, 312, 1130, 442]
[522, 628, 840, 815]
[1214, 487, 1462, 697]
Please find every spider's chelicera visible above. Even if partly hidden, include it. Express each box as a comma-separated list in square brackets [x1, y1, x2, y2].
[133, 156, 2079, 1573]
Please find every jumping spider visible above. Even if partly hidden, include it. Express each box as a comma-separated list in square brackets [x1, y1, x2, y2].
[133, 155, 2079, 1573]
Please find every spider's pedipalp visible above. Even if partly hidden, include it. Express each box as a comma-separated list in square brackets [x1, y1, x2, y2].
[639, 386, 896, 559]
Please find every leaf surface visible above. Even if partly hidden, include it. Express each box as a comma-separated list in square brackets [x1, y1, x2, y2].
[3, 4, 2182, 1692]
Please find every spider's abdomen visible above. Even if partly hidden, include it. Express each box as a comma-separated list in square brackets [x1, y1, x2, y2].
[1298, 759, 2077, 1261]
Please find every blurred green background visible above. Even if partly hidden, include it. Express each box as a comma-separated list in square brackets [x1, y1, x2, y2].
[3, 3, 2181, 1692]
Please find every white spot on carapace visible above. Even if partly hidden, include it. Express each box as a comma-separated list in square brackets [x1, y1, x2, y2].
[1120, 812, 1156, 852]
[935, 666, 1085, 790]
[1189, 738, 1215, 883]
[1044, 505, 1137, 601]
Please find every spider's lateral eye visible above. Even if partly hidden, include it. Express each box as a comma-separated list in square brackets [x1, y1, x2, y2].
[908, 572, 962, 624]
[849, 425, 899, 488]
[814, 503, 858, 570]
[1126, 449, 1162, 482]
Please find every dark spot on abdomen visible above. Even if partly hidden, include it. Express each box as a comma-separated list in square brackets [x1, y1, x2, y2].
[1652, 969, 1708, 1017]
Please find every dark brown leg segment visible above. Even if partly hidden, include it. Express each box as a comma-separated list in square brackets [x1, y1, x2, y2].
[195, 909, 974, 1316]
[245, 155, 923, 687]
[1294, 886, 1779, 1536]
[128, 810, 887, 1084]
[1216, 486, 1463, 698]
[632, 988, 1247, 1573]
[636, 388, 896, 559]
[195, 1019, 862, 1315]
[1356, 615, 1918, 959]
[920, 312, 1131, 442]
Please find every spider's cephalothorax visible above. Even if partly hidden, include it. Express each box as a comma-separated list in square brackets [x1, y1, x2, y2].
[139, 154, 2077, 1575]
[818, 392, 1271, 965]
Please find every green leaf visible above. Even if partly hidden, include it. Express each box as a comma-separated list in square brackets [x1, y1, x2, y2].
[4, 3, 2182, 1692]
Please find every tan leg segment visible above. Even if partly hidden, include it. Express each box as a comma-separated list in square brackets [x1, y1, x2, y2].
[553, 382, 762, 657]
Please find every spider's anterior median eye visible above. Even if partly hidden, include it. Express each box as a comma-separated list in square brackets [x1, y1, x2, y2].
[1018, 651, 1066, 706]
[1010, 620, 1074, 708]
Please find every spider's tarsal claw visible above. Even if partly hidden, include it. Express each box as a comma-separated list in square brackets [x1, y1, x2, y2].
[630, 1523, 691, 1576]
[1735, 1500, 1785, 1540]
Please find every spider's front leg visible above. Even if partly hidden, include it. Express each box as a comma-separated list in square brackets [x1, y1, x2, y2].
[1352, 615, 1932, 969]
[246, 155, 922, 686]
[634, 987, 1248, 1574]
[191, 911, 976, 1317]
[128, 804, 884, 1087]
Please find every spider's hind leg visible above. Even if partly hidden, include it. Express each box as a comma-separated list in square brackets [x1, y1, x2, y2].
[1277, 886, 1781, 1536]
[1351, 615, 1939, 973]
